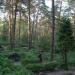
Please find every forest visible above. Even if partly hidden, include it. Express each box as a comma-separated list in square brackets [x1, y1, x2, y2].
[0, 0, 75, 75]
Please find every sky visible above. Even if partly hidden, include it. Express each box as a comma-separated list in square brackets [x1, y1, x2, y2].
[0, 0, 68, 19]
[45, 0, 51, 8]
[45, 0, 68, 8]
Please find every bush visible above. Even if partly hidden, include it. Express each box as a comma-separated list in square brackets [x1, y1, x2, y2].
[0, 54, 33, 75]
[67, 51, 75, 67]
[38, 37, 50, 51]
[57, 17, 74, 52]
[21, 51, 39, 64]
[25, 61, 57, 72]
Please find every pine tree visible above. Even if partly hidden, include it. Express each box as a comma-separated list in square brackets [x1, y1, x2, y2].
[57, 17, 74, 69]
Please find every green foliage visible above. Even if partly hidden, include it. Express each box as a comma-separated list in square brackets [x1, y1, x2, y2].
[0, 53, 33, 75]
[57, 17, 74, 51]
[21, 51, 39, 64]
[38, 37, 50, 51]
[25, 61, 57, 72]
[20, 35, 28, 47]
[67, 51, 75, 66]
[2, 18, 8, 42]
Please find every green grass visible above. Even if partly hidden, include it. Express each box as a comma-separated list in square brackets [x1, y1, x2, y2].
[1, 48, 75, 74]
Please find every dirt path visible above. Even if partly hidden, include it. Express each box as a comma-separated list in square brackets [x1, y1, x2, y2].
[35, 70, 75, 75]
[46, 70, 75, 75]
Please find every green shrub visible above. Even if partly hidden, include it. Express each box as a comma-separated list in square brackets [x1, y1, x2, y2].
[21, 51, 39, 64]
[38, 37, 50, 51]
[25, 61, 57, 72]
[57, 17, 74, 52]
[0, 54, 33, 75]
[67, 51, 75, 66]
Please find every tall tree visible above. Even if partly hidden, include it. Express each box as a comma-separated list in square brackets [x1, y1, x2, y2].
[18, 1, 21, 44]
[28, 0, 32, 49]
[7, 0, 14, 48]
[12, 0, 17, 48]
[51, 0, 56, 61]
[7, 0, 18, 49]
[58, 17, 74, 69]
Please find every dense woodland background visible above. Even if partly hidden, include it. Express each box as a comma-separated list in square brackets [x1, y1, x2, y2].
[0, 0, 75, 75]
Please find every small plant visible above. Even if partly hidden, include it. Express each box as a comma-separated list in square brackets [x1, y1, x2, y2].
[25, 61, 57, 72]
[21, 51, 39, 64]
[38, 37, 50, 51]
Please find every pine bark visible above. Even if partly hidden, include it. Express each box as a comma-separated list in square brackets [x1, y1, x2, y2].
[51, 0, 55, 61]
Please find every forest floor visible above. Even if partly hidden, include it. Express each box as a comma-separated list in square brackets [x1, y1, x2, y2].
[35, 68, 75, 75]
[35, 71, 75, 75]
[46, 70, 75, 75]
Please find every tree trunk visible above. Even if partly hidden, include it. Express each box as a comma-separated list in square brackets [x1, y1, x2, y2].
[12, 1, 17, 49]
[18, 8, 21, 44]
[28, 0, 32, 49]
[8, 0, 14, 49]
[59, 0, 62, 19]
[61, 44, 68, 70]
[51, 0, 55, 61]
